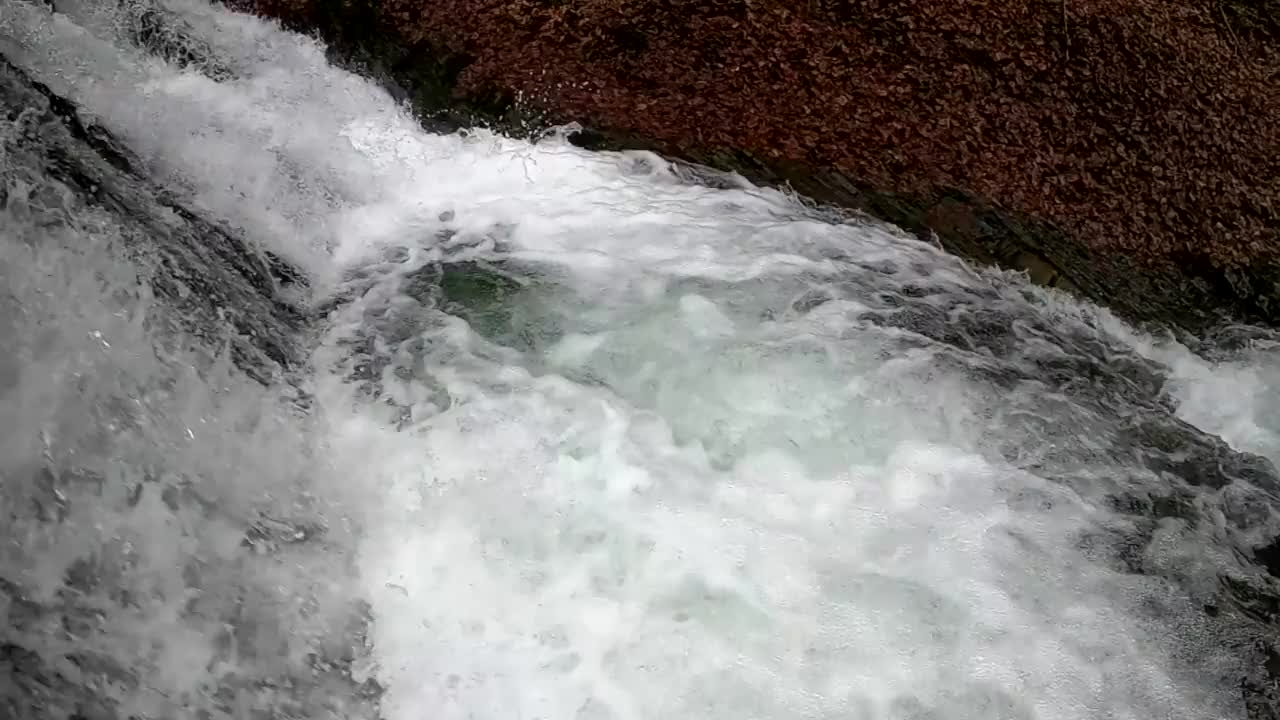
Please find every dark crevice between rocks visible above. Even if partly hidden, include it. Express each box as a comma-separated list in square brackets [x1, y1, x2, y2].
[1217, 0, 1280, 46]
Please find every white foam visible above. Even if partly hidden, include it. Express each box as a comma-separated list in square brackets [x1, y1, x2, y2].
[1095, 312, 1280, 465]
[4, 1, 1275, 718]
[0, 137, 367, 717]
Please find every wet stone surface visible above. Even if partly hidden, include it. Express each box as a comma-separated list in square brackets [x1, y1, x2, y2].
[236, 0, 1280, 333]
[1, 50, 378, 720]
[0, 54, 303, 384]
[5, 4, 1280, 716]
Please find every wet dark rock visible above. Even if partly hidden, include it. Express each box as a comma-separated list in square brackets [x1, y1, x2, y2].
[1077, 524, 1153, 575]
[233, 0, 1279, 335]
[1105, 488, 1200, 525]
[1196, 323, 1280, 361]
[265, 249, 307, 289]
[1244, 640, 1280, 720]
[1123, 418, 1280, 492]
[1, 642, 121, 720]
[243, 514, 327, 554]
[120, 0, 236, 81]
[1225, 576, 1280, 625]
[1257, 538, 1280, 580]
[0, 53, 305, 383]
[1, 50, 384, 720]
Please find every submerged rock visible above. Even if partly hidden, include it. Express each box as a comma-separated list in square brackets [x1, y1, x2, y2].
[233, 0, 1279, 333]
[0, 53, 303, 383]
[1, 51, 383, 720]
[119, 0, 237, 81]
[7, 3, 1280, 716]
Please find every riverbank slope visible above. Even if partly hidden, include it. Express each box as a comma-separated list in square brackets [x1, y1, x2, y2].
[233, 0, 1279, 333]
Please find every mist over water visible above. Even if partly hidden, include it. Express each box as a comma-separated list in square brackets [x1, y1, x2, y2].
[3, 2, 1280, 719]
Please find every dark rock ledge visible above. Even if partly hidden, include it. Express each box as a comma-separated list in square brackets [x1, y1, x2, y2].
[2, 54, 381, 720]
[230, 0, 1280, 336]
[0, 54, 304, 384]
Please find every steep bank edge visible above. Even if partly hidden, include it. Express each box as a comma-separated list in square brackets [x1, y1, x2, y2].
[229, 0, 1280, 337]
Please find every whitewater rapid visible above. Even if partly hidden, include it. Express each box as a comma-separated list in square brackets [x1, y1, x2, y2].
[3, 2, 1280, 719]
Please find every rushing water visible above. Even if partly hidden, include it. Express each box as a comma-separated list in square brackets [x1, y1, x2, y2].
[3, 2, 1280, 719]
